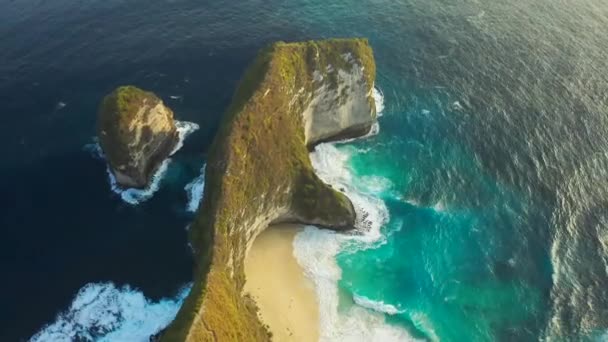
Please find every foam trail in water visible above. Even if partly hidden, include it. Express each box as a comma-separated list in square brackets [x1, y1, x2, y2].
[353, 295, 405, 315]
[84, 121, 199, 205]
[30, 282, 191, 342]
[184, 164, 206, 212]
[85, 142, 170, 205]
[170, 121, 199, 155]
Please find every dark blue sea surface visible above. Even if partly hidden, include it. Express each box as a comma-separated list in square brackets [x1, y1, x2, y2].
[2, 0, 608, 341]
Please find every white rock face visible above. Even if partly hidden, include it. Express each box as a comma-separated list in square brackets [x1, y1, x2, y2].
[303, 60, 376, 146]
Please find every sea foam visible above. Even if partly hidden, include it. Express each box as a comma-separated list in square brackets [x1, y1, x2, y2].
[85, 121, 199, 205]
[30, 282, 191, 342]
[373, 87, 385, 116]
[184, 164, 206, 213]
[170, 121, 199, 156]
[293, 89, 421, 341]
[353, 295, 405, 315]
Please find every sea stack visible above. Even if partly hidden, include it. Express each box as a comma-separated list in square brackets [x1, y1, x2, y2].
[97, 86, 178, 189]
[161, 38, 376, 341]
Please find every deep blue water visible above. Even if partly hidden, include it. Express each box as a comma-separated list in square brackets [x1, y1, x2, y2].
[2, 1, 608, 341]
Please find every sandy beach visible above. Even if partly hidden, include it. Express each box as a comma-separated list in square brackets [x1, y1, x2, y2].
[244, 224, 319, 341]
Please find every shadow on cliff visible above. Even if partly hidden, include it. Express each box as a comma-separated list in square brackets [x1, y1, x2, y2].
[0, 150, 195, 341]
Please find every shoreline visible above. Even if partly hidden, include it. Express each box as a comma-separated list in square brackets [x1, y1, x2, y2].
[244, 224, 319, 341]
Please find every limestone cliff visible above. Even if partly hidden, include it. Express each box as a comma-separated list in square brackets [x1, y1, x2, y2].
[161, 38, 376, 342]
[97, 86, 178, 188]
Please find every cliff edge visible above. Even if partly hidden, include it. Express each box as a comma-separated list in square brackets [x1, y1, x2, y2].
[161, 38, 376, 341]
[97, 86, 178, 188]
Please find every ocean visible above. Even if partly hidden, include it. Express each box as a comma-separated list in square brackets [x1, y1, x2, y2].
[2, 0, 608, 341]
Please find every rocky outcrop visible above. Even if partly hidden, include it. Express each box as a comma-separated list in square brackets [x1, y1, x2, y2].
[97, 86, 178, 189]
[161, 38, 376, 342]
[303, 53, 376, 146]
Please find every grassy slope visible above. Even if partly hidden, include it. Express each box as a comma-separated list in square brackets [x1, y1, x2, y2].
[161, 38, 375, 342]
[97, 86, 168, 168]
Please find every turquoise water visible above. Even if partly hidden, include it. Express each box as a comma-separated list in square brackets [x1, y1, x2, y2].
[334, 105, 551, 341]
[298, 86, 553, 341]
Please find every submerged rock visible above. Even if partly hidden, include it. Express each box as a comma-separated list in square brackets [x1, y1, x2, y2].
[97, 86, 178, 189]
[161, 38, 376, 341]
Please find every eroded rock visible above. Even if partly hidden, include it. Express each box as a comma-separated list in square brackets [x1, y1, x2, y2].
[97, 86, 178, 188]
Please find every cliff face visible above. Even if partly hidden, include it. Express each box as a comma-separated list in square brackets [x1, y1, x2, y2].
[97, 86, 178, 188]
[303, 52, 376, 146]
[161, 38, 376, 342]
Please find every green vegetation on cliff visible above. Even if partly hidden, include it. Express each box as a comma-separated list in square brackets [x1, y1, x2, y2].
[161, 38, 376, 342]
[98, 86, 159, 167]
[97, 85, 178, 188]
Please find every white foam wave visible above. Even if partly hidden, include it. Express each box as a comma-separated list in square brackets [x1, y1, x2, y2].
[353, 295, 405, 315]
[404, 198, 421, 206]
[184, 164, 206, 213]
[359, 175, 393, 194]
[30, 282, 191, 342]
[310, 143, 388, 243]
[84, 120, 199, 205]
[432, 200, 447, 212]
[113, 159, 172, 205]
[402, 197, 449, 215]
[170, 121, 200, 155]
[293, 143, 420, 341]
[373, 87, 385, 117]
[294, 228, 415, 342]
[86, 141, 171, 205]
[451, 101, 463, 111]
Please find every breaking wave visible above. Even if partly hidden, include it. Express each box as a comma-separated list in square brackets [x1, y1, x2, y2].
[184, 164, 206, 213]
[30, 282, 191, 342]
[293, 90, 421, 341]
[84, 121, 198, 205]
[170, 121, 200, 155]
[373, 87, 384, 116]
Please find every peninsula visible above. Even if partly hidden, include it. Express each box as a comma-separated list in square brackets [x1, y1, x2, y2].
[161, 38, 377, 341]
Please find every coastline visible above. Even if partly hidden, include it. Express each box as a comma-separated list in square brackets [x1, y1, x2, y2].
[244, 224, 319, 341]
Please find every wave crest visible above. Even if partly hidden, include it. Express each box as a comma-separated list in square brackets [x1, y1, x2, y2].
[353, 295, 405, 315]
[30, 282, 191, 342]
[184, 164, 206, 212]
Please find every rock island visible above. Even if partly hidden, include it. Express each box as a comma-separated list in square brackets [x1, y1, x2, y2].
[97, 86, 179, 189]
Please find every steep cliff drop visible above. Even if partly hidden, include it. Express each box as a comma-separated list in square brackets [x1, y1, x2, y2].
[97, 86, 179, 189]
[161, 38, 376, 342]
